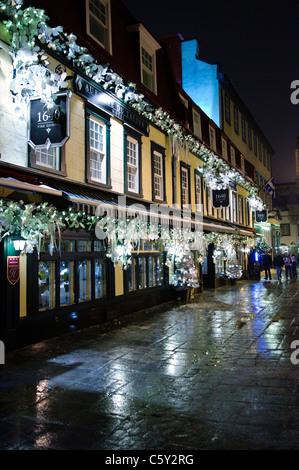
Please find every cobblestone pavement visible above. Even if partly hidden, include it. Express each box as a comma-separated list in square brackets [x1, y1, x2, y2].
[1, 272, 299, 450]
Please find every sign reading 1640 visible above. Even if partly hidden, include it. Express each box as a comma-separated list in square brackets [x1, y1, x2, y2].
[28, 92, 71, 149]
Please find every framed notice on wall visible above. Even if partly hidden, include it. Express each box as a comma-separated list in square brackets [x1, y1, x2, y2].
[28, 91, 71, 149]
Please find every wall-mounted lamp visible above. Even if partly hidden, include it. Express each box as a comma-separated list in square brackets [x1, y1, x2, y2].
[13, 238, 26, 252]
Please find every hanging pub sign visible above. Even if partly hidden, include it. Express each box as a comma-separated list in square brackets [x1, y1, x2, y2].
[7, 256, 20, 286]
[74, 74, 149, 136]
[28, 91, 71, 149]
[255, 209, 268, 223]
[212, 188, 230, 208]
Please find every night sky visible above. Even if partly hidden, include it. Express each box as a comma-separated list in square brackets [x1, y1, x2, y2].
[121, 0, 299, 183]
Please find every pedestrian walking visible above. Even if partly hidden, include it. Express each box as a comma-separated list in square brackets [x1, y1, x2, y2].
[273, 251, 284, 280]
[263, 251, 272, 280]
[291, 254, 298, 278]
[284, 254, 292, 279]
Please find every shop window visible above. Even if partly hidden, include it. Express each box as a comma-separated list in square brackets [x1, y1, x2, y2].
[77, 240, 91, 251]
[86, 0, 111, 53]
[138, 257, 147, 289]
[60, 260, 75, 306]
[78, 260, 91, 302]
[95, 259, 106, 298]
[128, 258, 137, 292]
[38, 261, 55, 311]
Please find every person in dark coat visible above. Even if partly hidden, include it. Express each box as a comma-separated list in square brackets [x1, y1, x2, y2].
[263, 251, 272, 280]
[273, 251, 284, 280]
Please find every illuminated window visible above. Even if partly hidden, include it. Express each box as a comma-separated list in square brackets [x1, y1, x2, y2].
[38, 261, 55, 311]
[181, 166, 189, 206]
[153, 150, 163, 200]
[86, 0, 111, 53]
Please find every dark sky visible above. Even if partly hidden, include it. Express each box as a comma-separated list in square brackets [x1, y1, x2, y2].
[121, 0, 299, 183]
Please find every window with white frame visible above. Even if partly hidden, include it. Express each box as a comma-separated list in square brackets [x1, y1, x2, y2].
[141, 47, 155, 91]
[89, 116, 106, 183]
[238, 196, 244, 224]
[232, 192, 238, 223]
[181, 166, 189, 206]
[126, 135, 139, 193]
[193, 109, 202, 139]
[221, 137, 228, 160]
[86, 0, 111, 53]
[195, 172, 202, 210]
[35, 147, 60, 170]
[209, 125, 217, 152]
[153, 150, 163, 200]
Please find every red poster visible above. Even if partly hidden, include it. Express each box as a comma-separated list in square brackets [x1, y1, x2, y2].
[7, 256, 20, 285]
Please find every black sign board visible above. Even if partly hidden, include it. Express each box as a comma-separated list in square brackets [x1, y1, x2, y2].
[212, 188, 230, 208]
[255, 210, 268, 223]
[74, 75, 149, 136]
[28, 92, 70, 149]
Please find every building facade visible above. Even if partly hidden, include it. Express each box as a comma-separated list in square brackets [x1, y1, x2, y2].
[0, 0, 263, 349]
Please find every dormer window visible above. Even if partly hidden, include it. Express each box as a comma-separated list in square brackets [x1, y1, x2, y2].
[128, 23, 161, 94]
[86, 0, 112, 53]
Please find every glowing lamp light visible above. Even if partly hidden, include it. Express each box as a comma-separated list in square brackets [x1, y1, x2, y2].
[13, 239, 26, 252]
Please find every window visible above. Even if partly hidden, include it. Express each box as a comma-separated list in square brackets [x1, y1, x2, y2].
[193, 109, 202, 139]
[78, 260, 91, 302]
[281, 224, 290, 237]
[221, 137, 228, 160]
[141, 47, 155, 91]
[30, 146, 65, 174]
[245, 199, 251, 226]
[240, 155, 245, 173]
[258, 139, 262, 161]
[232, 192, 238, 223]
[225, 93, 231, 124]
[195, 172, 202, 210]
[234, 106, 239, 134]
[95, 259, 106, 298]
[238, 196, 244, 224]
[230, 145, 236, 167]
[126, 135, 139, 193]
[86, 0, 111, 53]
[89, 115, 107, 184]
[241, 116, 246, 142]
[38, 261, 55, 311]
[153, 150, 164, 201]
[248, 126, 253, 149]
[209, 125, 216, 152]
[181, 166, 190, 206]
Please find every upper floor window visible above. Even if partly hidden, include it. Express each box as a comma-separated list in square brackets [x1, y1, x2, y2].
[86, 111, 111, 186]
[195, 171, 203, 211]
[192, 109, 202, 139]
[180, 165, 190, 207]
[209, 125, 217, 152]
[248, 126, 253, 149]
[225, 93, 231, 124]
[29, 146, 66, 175]
[152, 143, 165, 201]
[230, 145, 236, 167]
[241, 116, 246, 142]
[89, 116, 106, 183]
[221, 137, 228, 160]
[234, 106, 239, 134]
[126, 135, 139, 193]
[128, 23, 160, 95]
[240, 155, 245, 173]
[86, 0, 112, 53]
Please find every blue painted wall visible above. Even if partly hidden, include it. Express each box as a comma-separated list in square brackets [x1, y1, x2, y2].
[181, 39, 220, 126]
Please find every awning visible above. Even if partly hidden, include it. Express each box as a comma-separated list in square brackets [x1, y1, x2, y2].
[0, 177, 63, 196]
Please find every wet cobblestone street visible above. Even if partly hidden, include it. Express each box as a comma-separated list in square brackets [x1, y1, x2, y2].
[1, 273, 299, 450]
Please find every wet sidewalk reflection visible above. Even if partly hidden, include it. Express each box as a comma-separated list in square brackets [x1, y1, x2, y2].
[1, 276, 299, 450]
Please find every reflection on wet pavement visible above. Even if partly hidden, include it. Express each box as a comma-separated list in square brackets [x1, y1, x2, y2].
[1, 277, 299, 449]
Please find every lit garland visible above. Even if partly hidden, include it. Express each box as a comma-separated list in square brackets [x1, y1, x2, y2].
[0, 0, 264, 209]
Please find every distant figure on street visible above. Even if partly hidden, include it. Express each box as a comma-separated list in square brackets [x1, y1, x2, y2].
[263, 251, 272, 280]
[284, 254, 292, 279]
[273, 251, 284, 280]
[291, 254, 298, 278]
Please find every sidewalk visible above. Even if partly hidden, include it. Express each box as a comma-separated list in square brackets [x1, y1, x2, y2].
[1, 275, 299, 450]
